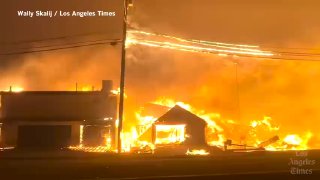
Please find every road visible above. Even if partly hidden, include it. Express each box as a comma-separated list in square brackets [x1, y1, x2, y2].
[0, 150, 319, 179]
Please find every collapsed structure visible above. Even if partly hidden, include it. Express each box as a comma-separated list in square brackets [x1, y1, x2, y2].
[0, 80, 117, 149]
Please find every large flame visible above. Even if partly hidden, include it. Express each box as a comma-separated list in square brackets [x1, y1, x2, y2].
[134, 98, 314, 152]
[68, 96, 313, 153]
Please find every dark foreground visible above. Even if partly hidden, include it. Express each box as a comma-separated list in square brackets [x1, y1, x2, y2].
[0, 149, 319, 180]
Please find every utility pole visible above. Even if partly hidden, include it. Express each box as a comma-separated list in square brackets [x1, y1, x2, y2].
[118, 0, 129, 153]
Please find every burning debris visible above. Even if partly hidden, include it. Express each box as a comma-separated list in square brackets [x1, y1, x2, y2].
[186, 149, 210, 156]
[68, 146, 112, 153]
[258, 136, 280, 149]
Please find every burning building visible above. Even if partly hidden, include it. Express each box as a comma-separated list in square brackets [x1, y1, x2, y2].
[135, 105, 208, 154]
[153, 105, 207, 146]
[0, 80, 117, 149]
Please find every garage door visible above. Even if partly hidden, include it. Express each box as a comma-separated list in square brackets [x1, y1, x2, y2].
[17, 125, 71, 149]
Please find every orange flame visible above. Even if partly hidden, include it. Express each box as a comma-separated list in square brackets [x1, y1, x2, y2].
[186, 149, 210, 156]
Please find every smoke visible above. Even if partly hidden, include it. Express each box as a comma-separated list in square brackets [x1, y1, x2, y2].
[0, 46, 121, 91]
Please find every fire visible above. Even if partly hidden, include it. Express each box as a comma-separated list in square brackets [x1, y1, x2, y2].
[282, 132, 313, 150]
[115, 98, 210, 152]
[109, 112, 157, 153]
[136, 98, 316, 152]
[120, 127, 155, 153]
[68, 124, 113, 153]
[115, 119, 119, 128]
[121, 130, 136, 152]
[153, 98, 191, 111]
[79, 125, 84, 147]
[2, 86, 24, 92]
[264, 133, 313, 151]
[110, 89, 119, 95]
[111, 88, 127, 98]
[247, 117, 315, 151]
[81, 86, 92, 91]
[69, 96, 316, 153]
[155, 124, 186, 144]
[284, 134, 303, 146]
[68, 146, 111, 153]
[135, 113, 157, 127]
[250, 116, 279, 131]
[186, 149, 210, 156]
[0, 147, 14, 151]
[11, 87, 24, 92]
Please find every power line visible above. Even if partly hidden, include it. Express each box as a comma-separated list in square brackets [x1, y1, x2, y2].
[0, 38, 121, 53]
[2, 31, 320, 62]
[0, 31, 115, 45]
[9, 42, 320, 59]
[0, 41, 121, 56]
[262, 46, 320, 51]
[235, 55, 320, 62]
[129, 28, 320, 52]
[276, 52, 320, 57]
[127, 40, 320, 62]
[4, 41, 320, 63]
[2, 31, 320, 60]
[3, 28, 320, 54]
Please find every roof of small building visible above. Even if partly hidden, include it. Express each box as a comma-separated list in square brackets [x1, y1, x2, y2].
[155, 105, 207, 126]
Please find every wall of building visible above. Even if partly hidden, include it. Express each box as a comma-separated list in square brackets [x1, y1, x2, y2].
[185, 124, 207, 146]
[1, 92, 117, 121]
[2, 121, 81, 147]
[0, 123, 2, 146]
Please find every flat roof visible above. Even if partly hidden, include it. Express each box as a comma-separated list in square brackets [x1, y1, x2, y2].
[0, 91, 113, 95]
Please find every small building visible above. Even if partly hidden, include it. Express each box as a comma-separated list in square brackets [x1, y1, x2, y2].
[152, 105, 207, 146]
[0, 80, 117, 149]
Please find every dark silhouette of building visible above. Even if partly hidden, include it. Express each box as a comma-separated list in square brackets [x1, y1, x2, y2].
[0, 80, 117, 149]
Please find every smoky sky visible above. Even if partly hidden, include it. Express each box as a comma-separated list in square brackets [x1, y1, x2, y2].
[0, 0, 123, 68]
[132, 0, 320, 45]
[2, 0, 320, 48]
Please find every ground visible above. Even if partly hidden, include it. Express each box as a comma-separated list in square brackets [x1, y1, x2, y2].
[0, 149, 319, 179]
